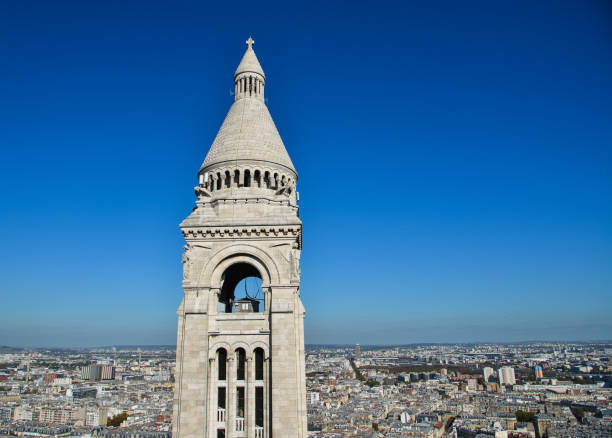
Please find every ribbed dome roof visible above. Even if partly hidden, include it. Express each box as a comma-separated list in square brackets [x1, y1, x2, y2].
[200, 95, 296, 173]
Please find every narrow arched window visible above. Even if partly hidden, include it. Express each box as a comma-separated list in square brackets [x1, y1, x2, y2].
[234, 170, 240, 186]
[254, 348, 264, 381]
[254, 170, 261, 188]
[216, 172, 222, 190]
[244, 169, 251, 187]
[225, 170, 231, 188]
[236, 348, 246, 381]
[218, 348, 227, 381]
[264, 171, 270, 189]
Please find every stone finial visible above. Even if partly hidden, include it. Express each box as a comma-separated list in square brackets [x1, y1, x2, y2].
[246, 36, 254, 49]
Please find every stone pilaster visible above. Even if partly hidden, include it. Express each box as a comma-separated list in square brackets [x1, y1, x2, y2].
[246, 357, 255, 438]
[227, 356, 235, 436]
[264, 356, 270, 438]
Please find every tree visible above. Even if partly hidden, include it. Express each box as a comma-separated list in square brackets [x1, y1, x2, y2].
[107, 412, 129, 427]
[515, 410, 535, 423]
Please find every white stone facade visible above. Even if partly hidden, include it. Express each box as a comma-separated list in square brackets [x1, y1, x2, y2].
[172, 39, 307, 438]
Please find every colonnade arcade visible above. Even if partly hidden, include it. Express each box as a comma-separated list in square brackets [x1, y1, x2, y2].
[208, 346, 269, 438]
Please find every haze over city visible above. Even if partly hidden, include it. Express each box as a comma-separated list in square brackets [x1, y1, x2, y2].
[1, 0, 611, 348]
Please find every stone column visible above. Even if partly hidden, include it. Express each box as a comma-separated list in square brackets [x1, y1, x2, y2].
[227, 356, 235, 436]
[264, 356, 270, 438]
[247, 356, 255, 438]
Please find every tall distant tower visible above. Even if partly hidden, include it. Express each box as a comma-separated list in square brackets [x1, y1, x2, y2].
[172, 38, 307, 438]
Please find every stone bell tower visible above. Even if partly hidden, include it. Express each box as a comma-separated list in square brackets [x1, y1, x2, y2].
[172, 38, 307, 438]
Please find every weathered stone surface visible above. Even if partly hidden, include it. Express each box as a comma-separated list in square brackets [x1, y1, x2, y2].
[173, 39, 307, 438]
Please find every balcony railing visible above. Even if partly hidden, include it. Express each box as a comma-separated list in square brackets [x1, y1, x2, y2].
[217, 408, 226, 423]
[255, 426, 264, 438]
[235, 417, 245, 432]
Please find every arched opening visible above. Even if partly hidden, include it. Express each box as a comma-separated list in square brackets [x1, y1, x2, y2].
[217, 348, 227, 381]
[235, 348, 246, 428]
[224, 171, 231, 188]
[254, 170, 261, 188]
[263, 171, 270, 189]
[254, 348, 264, 381]
[244, 169, 251, 187]
[254, 347, 265, 430]
[234, 170, 240, 186]
[217, 263, 264, 313]
[236, 348, 246, 381]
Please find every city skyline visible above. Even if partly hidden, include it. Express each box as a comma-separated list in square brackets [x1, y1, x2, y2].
[1, 0, 611, 347]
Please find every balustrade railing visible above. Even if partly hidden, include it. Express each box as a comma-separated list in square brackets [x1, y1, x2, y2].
[216, 408, 226, 423]
[255, 426, 264, 438]
[235, 417, 245, 432]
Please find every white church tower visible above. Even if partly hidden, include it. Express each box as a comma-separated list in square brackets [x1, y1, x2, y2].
[172, 38, 307, 438]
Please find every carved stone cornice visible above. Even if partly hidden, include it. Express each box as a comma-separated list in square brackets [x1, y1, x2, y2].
[196, 197, 298, 209]
[182, 226, 301, 240]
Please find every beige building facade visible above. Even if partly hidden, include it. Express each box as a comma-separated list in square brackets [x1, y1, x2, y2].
[172, 38, 307, 438]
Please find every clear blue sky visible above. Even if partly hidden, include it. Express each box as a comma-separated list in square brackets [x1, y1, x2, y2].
[0, 0, 610, 347]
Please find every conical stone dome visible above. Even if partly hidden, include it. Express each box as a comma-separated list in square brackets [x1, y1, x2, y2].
[234, 38, 265, 78]
[200, 98, 296, 173]
[200, 38, 296, 176]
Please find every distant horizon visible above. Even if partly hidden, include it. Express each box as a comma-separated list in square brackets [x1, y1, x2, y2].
[3, 339, 612, 350]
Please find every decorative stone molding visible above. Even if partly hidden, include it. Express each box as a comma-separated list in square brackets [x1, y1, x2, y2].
[182, 226, 301, 240]
[195, 196, 299, 208]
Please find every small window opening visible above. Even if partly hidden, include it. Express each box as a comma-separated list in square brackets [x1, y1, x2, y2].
[236, 348, 246, 380]
[255, 387, 264, 427]
[236, 387, 245, 418]
[264, 171, 270, 188]
[218, 349, 227, 381]
[244, 169, 251, 187]
[255, 348, 264, 381]
[218, 387, 226, 409]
